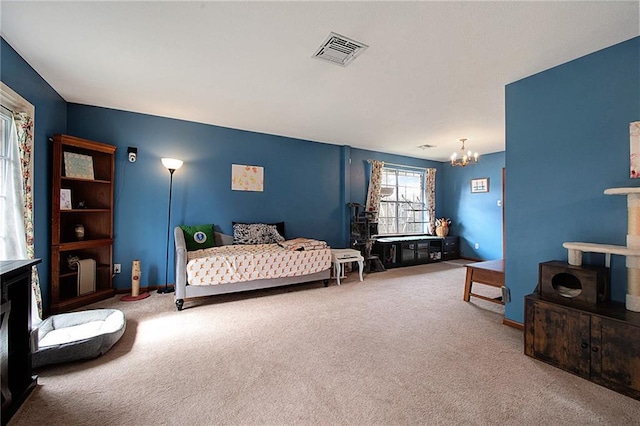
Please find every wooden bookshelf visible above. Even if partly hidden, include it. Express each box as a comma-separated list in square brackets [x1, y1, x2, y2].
[50, 135, 116, 313]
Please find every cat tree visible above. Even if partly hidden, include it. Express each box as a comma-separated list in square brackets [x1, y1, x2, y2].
[563, 187, 640, 312]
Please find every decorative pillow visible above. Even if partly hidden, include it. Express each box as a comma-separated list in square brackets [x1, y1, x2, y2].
[233, 221, 285, 239]
[232, 223, 285, 245]
[180, 224, 216, 251]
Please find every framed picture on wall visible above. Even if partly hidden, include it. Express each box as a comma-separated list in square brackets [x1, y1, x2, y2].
[471, 177, 489, 193]
[231, 164, 264, 192]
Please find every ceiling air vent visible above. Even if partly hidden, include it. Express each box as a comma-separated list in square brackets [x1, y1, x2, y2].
[313, 32, 368, 67]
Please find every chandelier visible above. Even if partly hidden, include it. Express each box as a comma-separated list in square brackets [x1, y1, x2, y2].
[450, 138, 479, 167]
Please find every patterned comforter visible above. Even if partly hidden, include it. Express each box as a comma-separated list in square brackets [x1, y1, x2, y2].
[186, 242, 332, 286]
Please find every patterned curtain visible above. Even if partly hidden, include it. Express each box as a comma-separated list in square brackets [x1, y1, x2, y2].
[13, 112, 42, 317]
[426, 168, 436, 235]
[365, 160, 384, 221]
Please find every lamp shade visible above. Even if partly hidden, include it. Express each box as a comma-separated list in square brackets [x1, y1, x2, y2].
[161, 158, 183, 171]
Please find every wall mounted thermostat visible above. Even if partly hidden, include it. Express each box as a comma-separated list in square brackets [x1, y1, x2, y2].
[127, 147, 137, 163]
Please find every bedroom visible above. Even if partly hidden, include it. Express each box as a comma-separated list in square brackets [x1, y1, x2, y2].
[1, 1, 639, 424]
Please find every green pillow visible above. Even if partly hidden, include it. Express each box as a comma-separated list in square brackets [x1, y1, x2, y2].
[180, 224, 216, 251]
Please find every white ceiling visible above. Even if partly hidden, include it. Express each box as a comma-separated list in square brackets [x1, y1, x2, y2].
[1, 1, 638, 161]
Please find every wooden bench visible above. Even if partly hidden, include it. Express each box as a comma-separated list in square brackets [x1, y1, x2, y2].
[463, 259, 505, 305]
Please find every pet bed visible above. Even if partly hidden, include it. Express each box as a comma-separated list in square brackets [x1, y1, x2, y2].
[32, 308, 126, 368]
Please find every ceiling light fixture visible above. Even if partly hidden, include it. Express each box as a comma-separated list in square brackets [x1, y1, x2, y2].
[450, 138, 478, 167]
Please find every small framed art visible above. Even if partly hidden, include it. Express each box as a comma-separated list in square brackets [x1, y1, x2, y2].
[60, 188, 72, 210]
[470, 177, 489, 193]
[64, 152, 95, 179]
[231, 164, 264, 192]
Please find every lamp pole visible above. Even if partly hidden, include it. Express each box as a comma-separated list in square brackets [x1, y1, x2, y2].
[158, 158, 183, 294]
[158, 167, 176, 294]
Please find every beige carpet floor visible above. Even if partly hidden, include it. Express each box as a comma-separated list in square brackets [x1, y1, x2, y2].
[11, 261, 640, 425]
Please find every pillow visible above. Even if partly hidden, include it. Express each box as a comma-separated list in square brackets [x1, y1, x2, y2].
[180, 224, 216, 251]
[233, 221, 285, 240]
[232, 223, 285, 245]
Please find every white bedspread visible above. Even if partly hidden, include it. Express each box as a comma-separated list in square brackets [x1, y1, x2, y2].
[186, 242, 332, 286]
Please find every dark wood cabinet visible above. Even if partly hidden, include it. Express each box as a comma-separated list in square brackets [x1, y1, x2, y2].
[525, 293, 640, 400]
[50, 135, 116, 314]
[1, 259, 40, 425]
[442, 236, 460, 260]
[591, 316, 640, 397]
[375, 235, 459, 268]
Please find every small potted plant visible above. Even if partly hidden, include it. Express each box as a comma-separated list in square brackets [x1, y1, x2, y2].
[435, 217, 451, 237]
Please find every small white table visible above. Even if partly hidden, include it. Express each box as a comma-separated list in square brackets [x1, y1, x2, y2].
[331, 249, 364, 285]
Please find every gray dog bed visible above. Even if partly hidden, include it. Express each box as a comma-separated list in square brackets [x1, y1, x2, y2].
[32, 308, 126, 368]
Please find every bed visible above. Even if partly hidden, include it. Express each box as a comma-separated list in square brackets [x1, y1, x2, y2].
[173, 225, 332, 310]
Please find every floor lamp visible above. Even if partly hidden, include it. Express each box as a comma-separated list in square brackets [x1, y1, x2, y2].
[158, 158, 183, 294]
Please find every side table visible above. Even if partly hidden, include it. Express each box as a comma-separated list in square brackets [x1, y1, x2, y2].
[331, 249, 364, 285]
[463, 259, 505, 305]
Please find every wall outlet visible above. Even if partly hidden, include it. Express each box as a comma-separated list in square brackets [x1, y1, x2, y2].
[114, 263, 121, 274]
[474, 243, 479, 249]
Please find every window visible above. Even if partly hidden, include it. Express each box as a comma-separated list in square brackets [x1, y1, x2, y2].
[1, 81, 41, 317]
[0, 109, 10, 184]
[0, 106, 21, 258]
[1, 109, 12, 250]
[377, 166, 428, 235]
[0, 82, 35, 260]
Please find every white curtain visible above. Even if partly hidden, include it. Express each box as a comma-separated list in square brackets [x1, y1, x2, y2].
[1, 84, 41, 317]
[0, 116, 28, 261]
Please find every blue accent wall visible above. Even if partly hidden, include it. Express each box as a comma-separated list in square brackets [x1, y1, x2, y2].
[1, 38, 68, 309]
[65, 106, 456, 291]
[67, 104, 351, 289]
[442, 151, 505, 260]
[505, 37, 640, 323]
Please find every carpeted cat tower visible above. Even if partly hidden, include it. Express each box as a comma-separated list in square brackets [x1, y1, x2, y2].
[563, 187, 640, 312]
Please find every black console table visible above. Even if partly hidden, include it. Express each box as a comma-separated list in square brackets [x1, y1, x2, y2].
[1, 259, 40, 425]
[374, 235, 459, 268]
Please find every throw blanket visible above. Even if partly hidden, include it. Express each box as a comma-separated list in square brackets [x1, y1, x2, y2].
[278, 238, 328, 251]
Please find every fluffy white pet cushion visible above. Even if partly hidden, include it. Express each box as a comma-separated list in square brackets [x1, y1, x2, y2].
[39, 311, 123, 347]
[33, 309, 126, 368]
